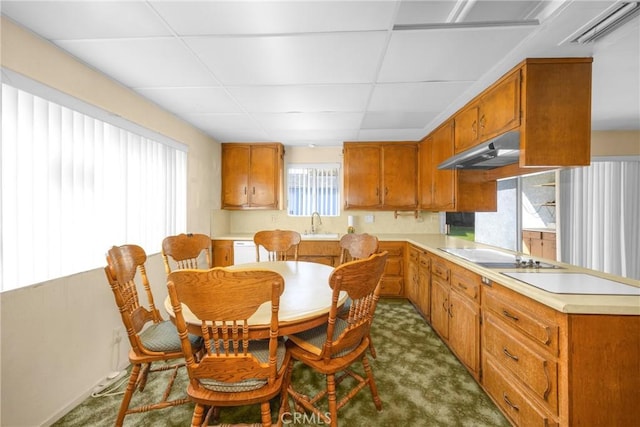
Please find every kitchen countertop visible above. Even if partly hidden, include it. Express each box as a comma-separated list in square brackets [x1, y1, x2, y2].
[212, 233, 640, 316]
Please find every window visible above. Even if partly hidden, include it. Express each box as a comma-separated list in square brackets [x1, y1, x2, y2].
[287, 164, 340, 216]
[1, 83, 187, 291]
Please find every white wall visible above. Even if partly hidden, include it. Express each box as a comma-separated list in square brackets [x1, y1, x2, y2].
[0, 17, 218, 426]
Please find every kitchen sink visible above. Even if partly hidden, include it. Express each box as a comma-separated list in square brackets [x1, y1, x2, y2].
[439, 247, 562, 269]
[301, 233, 340, 240]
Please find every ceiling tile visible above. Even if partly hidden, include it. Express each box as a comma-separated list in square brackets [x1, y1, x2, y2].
[268, 129, 359, 146]
[368, 81, 473, 111]
[150, 0, 397, 35]
[55, 38, 218, 88]
[182, 113, 261, 131]
[394, 1, 456, 25]
[203, 129, 272, 143]
[461, 1, 544, 22]
[378, 26, 537, 82]
[227, 85, 371, 113]
[361, 111, 431, 129]
[358, 128, 429, 141]
[252, 112, 364, 131]
[185, 32, 388, 85]
[2, 1, 171, 39]
[135, 87, 240, 115]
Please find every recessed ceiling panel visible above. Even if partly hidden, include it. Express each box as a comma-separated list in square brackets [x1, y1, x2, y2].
[227, 85, 371, 113]
[2, 1, 171, 39]
[379, 26, 536, 82]
[368, 81, 473, 111]
[55, 38, 218, 88]
[185, 32, 388, 85]
[135, 87, 240, 115]
[150, 0, 397, 35]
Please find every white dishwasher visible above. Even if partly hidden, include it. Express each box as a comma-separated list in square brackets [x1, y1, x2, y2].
[233, 241, 268, 265]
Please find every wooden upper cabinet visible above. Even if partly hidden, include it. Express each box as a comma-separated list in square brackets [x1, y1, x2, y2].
[421, 121, 497, 212]
[221, 143, 284, 210]
[343, 142, 418, 210]
[454, 70, 520, 154]
[520, 58, 591, 167]
[478, 70, 521, 141]
[454, 104, 480, 153]
[431, 122, 456, 211]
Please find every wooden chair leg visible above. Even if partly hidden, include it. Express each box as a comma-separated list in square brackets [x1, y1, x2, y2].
[367, 333, 377, 358]
[116, 363, 141, 427]
[191, 403, 205, 427]
[260, 401, 273, 427]
[326, 373, 338, 427]
[362, 355, 382, 410]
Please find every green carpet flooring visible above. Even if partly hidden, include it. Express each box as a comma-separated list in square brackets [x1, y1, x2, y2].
[53, 299, 509, 426]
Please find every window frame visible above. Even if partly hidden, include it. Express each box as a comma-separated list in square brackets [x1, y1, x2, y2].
[286, 162, 341, 217]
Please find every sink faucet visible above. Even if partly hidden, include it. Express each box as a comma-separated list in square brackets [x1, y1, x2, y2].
[311, 211, 322, 234]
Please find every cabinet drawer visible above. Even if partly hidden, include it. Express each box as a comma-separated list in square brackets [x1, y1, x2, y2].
[483, 288, 559, 355]
[483, 354, 559, 427]
[431, 257, 450, 281]
[484, 313, 558, 413]
[378, 241, 404, 257]
[451, 268, 480, 302]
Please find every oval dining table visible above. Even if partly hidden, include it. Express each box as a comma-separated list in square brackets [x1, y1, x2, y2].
[164, 260, 346, 339]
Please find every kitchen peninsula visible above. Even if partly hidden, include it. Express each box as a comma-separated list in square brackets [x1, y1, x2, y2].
[213, 233, 640, 426]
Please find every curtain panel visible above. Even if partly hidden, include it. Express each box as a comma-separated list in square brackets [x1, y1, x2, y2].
[559, 159, 640, 280]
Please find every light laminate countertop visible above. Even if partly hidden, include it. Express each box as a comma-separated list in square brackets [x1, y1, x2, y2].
[212, 233, 640, 316]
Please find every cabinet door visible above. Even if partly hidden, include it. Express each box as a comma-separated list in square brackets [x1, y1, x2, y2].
[479, 70, 521, 141]
[382, 144, 418, 209]
[454, 104, 480, 153]
[221, 145, 250, 208]
[419, 137, 434, 208]
[417, 254, 431, 320]
[407, 247, 420, 304]
[430, 277, 450, 340]
[431, 122, 456, 211]
[249, 144, 281, 208]
[449, 290, 481, 377]
[541, 232, 556, 261]
[343, 144, 381, 209]
[213, 240, 233, 267]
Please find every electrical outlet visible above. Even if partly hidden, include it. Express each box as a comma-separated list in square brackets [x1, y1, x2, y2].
[112, 327, 123, 345]
[364, 214, 374, 223]
[271, 214, 277, 223]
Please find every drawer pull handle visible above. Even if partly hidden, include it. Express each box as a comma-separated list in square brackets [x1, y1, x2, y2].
[442, 299, 448, 312]
[503, 347, 519, 361]
[503, 393, 519, 411]
[502, 310, 519, 321]
[457, 282, 468, 290]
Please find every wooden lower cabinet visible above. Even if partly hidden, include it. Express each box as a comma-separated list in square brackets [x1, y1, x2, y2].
[297, 241, 340, 266]
[428, 255, 481, 379]
[482, 280, 640, 426]
[378, 241, 404, 296]
[407, 245, 431, 319]
[212, 240, 233, 267]
[522, 230, 556, 261]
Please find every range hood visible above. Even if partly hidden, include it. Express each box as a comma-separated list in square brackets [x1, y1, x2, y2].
[438, 131, 520, 170]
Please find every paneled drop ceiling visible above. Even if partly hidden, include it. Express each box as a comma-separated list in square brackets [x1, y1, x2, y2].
[2, 1, 639, 146]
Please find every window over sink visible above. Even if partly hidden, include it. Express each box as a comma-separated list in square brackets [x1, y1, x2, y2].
[287, 163, 340, 217]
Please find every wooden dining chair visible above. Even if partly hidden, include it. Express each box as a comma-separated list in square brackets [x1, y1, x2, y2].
[254, 229, 301, 261]
[282, 251, 388, 427]
[161, 233, 212, 274]
[338, 233, 379, 265]
[167, 267, 290, 427]
[104, 244, 203, 427]
[338, 233, 380, 357]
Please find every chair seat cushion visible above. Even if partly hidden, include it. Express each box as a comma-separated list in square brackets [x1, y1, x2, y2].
[199, 339, 286, 393]
[140, 320, 202, 352]
[288, 318, 355, 358]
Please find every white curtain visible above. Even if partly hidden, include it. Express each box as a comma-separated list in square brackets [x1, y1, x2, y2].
[558, 158, 640, 279]
[1, 84, 187, 291]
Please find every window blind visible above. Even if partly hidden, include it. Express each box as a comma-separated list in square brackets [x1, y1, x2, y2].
[1, 84, 187, 291]
[287, 164, 339, 216]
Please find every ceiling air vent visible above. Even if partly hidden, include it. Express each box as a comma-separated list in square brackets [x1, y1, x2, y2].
[571, 1, 640, 44]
